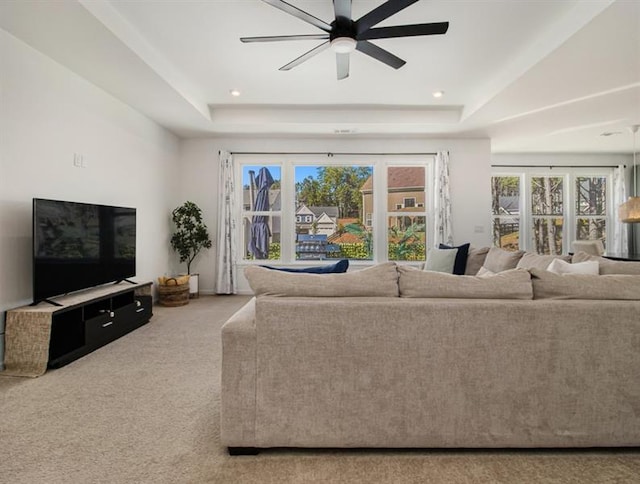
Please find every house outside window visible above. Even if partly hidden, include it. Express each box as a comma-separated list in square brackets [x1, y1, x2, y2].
[491, 168, 612, 254]
[237, 155, 434, 264]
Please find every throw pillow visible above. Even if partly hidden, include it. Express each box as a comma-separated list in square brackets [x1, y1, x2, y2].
[530, 267, 640, 300]
[261, 259, 349, 274]
[464, 246, 490, 275]
[476, 266, 496, 277]
[572, 251, 640, 275]
[482, 247, 525, 273]
[546, 258, 599, 275]
[516, 252, 571, 271]
[424, 247, 458, 273]
[398, 266, 533, 299]
[244, 262, 399, 297]
[439, 242, 471, 275]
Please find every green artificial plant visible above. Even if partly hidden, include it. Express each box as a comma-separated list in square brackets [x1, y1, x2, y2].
[170, 201, 212, 274]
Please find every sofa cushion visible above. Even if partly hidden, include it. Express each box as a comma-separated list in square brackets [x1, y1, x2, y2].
[245, 262, 399, 297]
[261, 259, 349, 274]
[516, 252, 571, 271]
[398, 266, 533, 299]
[439, 242, 471, 275]
[464, 246, 490, 275]
[482, 247, 525, 273]
[424, 247, 458, 273]
[572, 251, 640, 275]
[530, 267, 640, 300]
[547, 258, 599, 275]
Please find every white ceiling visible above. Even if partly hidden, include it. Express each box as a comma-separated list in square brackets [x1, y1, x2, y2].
[1, 0, 639, 153]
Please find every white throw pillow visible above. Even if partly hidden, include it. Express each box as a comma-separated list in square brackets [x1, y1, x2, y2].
[547, 258, 599, 275]
[424, 247, 458, 273]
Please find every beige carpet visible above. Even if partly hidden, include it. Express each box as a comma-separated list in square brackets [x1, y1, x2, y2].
[1, 295, 638, 484]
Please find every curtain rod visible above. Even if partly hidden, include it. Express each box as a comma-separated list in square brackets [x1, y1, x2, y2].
[221, 151, 437, 156]
[492, 164, 625, 169]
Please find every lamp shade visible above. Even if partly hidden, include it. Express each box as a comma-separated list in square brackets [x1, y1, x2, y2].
[618, 196, 640, 223]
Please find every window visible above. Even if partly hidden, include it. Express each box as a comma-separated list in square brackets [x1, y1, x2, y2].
[296, 165, 374, 260]
[491, 168, 612, 254]
[241, 165, 282, 261]
[237, 155, 434, 264]
[387, 167, 426, 261]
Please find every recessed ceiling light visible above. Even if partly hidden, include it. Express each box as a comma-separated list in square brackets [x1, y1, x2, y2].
[432, 90, 444, 98]
[229, 89, 241, 97]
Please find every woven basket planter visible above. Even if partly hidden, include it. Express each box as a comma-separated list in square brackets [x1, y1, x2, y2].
[158, 277, 190, 307]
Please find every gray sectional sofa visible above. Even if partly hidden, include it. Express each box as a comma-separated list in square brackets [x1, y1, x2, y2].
[220, 252, 640, 454]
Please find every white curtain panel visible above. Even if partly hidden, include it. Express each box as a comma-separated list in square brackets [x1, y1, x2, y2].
[612, 164, 629, 254]
[433, 151, 454, 246]
[215, 150, 238, 294]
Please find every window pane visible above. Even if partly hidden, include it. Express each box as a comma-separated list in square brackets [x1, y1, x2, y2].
[242, 215, 280, 260]
[295, 165, 373, 260]
[576, 218, 606, 246]
[576, 177, 606, 215]
[387, 167, 425, 212]
[531, 176, 563, 215]
[491, 176, 520, 216]
[388, 216, 426, 261]
[491, 176, 520, 250]
[532, 217, 563, 255]
[492, 218, 520, 251]
[242, 165, 281, 212]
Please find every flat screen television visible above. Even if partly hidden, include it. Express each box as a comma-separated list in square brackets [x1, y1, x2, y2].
[32, 198, 136, 304]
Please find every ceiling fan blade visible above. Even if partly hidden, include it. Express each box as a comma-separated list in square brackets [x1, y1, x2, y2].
[241, 34, 330, 43]
[261, 0, 332, 33]
[336, 52, 350, 80]
[358, 22, 449, 40]
[333, 0, 352, 20]
[355, 0, 419, 35]
[356, 40, 406, 69]
[279, 41, 330, 71]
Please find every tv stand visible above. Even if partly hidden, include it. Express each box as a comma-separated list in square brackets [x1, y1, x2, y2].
[29, 298, 63, 307]
[115, 278, 137, 285]
[4, 281, 153, 377]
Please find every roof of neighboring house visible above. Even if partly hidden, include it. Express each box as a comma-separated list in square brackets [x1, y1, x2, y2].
[295, 204, 314, 216]
[498, 195, 519, 214]
[338, 218, 358, 226]
[243, 189, 281, 210]
[309, 206, 339, 219]
[360, 167, 425, 192]
[328, 232, 361, 244]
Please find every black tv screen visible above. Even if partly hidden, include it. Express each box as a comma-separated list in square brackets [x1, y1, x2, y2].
[33, 198, 136, 303]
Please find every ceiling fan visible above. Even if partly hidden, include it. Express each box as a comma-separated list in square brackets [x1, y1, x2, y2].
[240, 0, 449, 80]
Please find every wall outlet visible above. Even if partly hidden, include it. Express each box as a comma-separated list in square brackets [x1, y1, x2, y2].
[73, 153, 82, 167]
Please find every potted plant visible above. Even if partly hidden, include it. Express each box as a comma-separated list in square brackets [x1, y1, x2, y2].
[170, 201, 212, 298]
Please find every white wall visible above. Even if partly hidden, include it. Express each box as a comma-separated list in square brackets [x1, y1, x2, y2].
[178, 137, 492, 294]
[0, 30, 180, 368]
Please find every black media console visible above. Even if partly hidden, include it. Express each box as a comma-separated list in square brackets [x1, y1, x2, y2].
[4, 282, 153, 375]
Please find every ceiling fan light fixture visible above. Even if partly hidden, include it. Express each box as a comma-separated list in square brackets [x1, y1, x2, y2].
[331, 37, 356, 54]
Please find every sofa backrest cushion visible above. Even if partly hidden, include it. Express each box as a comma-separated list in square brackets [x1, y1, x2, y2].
[482, 247, 525, 273]
[572, 251, 640, 275]
[245, 262, 399, 297]
[530, 267, 640, 300]
[398, 266, 533, 299]
[464, 246, 490, 275]
[516, 252, 571, 271]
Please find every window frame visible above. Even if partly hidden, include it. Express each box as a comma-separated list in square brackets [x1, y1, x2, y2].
[236, 154, 434, 266]
[491, 167, 613, 254]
